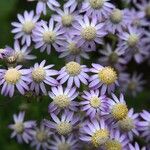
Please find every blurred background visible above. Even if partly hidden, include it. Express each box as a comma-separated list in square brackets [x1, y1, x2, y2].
[0, 0, 149, 149]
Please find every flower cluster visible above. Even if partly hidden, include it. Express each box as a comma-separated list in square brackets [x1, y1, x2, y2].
[0, 0, 149, 149]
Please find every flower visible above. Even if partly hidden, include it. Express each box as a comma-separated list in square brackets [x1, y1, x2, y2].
[8, 111, 36, 143]
[128, 142, 146, 150]
[0, 47, 12, 59]
[44, 111, 79, 136]
[7, 40, 36, 63]
[49, 135, 80, 150]
[115, 108, 139, 141]
[11, 11, 39, 46]
[30, 123, 52, 150]
[98, 44, 127, 70]
[80, 0, 114, 19]
[137, 110, 150, 142]
[105, 8, 128, 34]
[57, 61, 89, 88]
[48, 85, 79, 114]
[107, 93, 128, 122]
[89, 64, 119, 94]
[32, 18, 66, 55]
[72, 15, 107, 50]
[58, 35, 90, 63]
[0, 66, 31, 97]
[30, 60, 58, 95]
[80, 90, 108, 118]
[103, 129, 129, 150]
[80, 119, 109, 147]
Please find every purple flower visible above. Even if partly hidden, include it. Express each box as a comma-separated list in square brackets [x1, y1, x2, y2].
[7, 40, 36, 63]
[80, 90, 108, 119]
[30, 123, 52, 150]
[89, 64, 119, 94]
[11, 11, 39, 46]
[30, 60, 58, 95]
[0, 66, 31, 97]
[32, 18, 66, 54]
[8, 111, 36, 143]
[44, 111, 79, 136]
[0, 47, 13, 59]
[58, 35, 90, 63]
[80, 0, 114, 19]
[103, 129, 129, 150]
[72, 15, 107, 50]
[48, 85, 79, 114]
[105, 8, 128, 34]
[115, 108, 139, 141]
[128, 142, 146, 150]
[49, 135, 80, 150]
[98, 44, 127, 70]
[57, 61, 89, 88]
[80, 118, 109, 147]
[137, 110, 150, 142]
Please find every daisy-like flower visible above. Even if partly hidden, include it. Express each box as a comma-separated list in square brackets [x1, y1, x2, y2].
[116, 108, 139, 141]
[0, 66, 31, 97]
[98, 44, 127, 70]
[123, 72, 145, 97]
[57, 61, 89, 88]
[30, 60, 58, 95]
[30, 123, 52, 150]
[11, 11, 39, 46]
[48, 85, 79, 114]
[105, 8, 128, 34]
[80, 0, 114, 19]
[32, 18, 66, 55]
[49, 135, 80, 150]
[52, 5, 81, 31]
[80, 90, 108, 118]
[8, 111, 36, 143]
[27, 0, 60, 15]
[0, 47, 12, 59]
[128, 142, 146, 150]
[89, 64, 119, 94]
[80, 119, 109, 148]
[72, 15, 107, 50]
[7, 40, 36, 63]
[58, 35, 90, 63]
[103, 129, 129, 150]
[44, 111, 79, 136]
[107, 93, 128, 122]
[137, 110, 150, 142]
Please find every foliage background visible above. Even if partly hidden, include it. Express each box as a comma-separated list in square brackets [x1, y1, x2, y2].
[0, 0, 149, 149]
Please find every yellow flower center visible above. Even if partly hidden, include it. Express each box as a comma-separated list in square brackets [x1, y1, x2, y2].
[56, 122, 72, 135]
[81, 26, 96, 41]
[58, 143, 71, 150]
[118, 117, 135, 132]
[111, 103, 128, 120]
[66, 61, 81, 76]
[4, 68, 21, 84]
[90, 96, 101, 108]
[110, 9, 123, 24]
[145, 5, 150, 18]
[91, 129, 109, 147]
[98, 67, 117, 85]
[127, 34, 139, 47]
[53, 95, 70, 108]
[14, 122, 24, 134]
[32, 67, 45, 83]
[89, 0, 104, 9]
[68, 42, 80, 55]
[104, 140, 122, 150]
[22, 21, 35, 34]
[15, 51, 24, 63]
[43, 31, 56, 43]
[36, 130, 47, 142]
[62, 14, 73, 27]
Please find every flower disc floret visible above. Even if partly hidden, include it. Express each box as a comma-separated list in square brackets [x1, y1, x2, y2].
[58, 143, 71, 150]
[90, 96, 101, 108]
[89, 0, 104, 9]
[110, 9, 123, 24]
[22, 21, 35, 34]
[127, 34, 139, 47]
[36, 130, 48, 142]
[104, 140, 122, 150]
[14, 122, 24, 134]
[62, 14, 73, 26]
[43, 31, 56, 43]
[68, 42, 80, 55]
